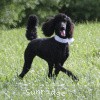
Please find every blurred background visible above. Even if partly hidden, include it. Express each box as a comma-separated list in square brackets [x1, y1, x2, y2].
[0, 0, 100, 29]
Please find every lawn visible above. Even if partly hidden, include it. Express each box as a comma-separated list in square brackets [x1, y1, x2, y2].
[0, 22, 100, 100]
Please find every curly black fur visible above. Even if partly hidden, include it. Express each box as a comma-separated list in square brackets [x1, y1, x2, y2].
[42, 13, 73, 38]
[42, 17, 55, 37]
[26, 15, 38, 40]
[19, 13, 78, 82]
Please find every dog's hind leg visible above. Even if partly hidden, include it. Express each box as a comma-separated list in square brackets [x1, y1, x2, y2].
[19, 45, 36, 79]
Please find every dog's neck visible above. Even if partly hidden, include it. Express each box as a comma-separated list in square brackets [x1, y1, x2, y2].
[54, 35, 74, 44]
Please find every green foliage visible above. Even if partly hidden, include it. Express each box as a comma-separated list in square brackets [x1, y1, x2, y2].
[0, 0, 100, 28]
[58, 0, 100, 22]
[0, 0, 37, 28]
[0, 23, 100, 100]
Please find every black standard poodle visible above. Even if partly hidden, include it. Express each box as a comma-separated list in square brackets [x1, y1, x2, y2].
[19, 13, 79, 81]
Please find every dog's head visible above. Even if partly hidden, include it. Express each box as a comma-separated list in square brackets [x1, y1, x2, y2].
[42, 13, 74, 39]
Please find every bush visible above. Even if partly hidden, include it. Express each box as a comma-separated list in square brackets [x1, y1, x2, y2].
[59, 0, 100, 22]
[0, 0, 37, 28]
[0, 0, 100, 28]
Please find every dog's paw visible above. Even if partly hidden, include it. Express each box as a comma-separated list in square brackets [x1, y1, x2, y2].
[72, 75, 79, 82]
[17, 74, 23, 80]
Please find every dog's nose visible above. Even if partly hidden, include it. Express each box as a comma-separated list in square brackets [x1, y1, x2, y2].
[60, 27, 65, 30]
[61, 22, 66, 29]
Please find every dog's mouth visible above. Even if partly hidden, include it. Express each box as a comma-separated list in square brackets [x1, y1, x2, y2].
[60, 30, 66, 37]
[60, 26, 66, 37]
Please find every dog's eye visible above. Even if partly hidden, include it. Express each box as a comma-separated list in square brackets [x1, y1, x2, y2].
[63, 18, 67, 22]
[63, 21, 67, 24]
[61, 22, 67, 27]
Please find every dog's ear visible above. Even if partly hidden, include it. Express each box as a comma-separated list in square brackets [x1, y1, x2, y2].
[66, 17, 74, 38]
[42, 18, 55, 37]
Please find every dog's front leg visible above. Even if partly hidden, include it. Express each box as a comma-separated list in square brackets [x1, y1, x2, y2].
[48, 63, 53, 79]
[53, 64, 61, 80]
[54, 64, 79, 81]
[60, 66, 79, 81]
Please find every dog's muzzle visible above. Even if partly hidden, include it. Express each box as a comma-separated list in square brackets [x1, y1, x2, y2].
[60, 29, 66, 37]
[60, 22, 66, 37]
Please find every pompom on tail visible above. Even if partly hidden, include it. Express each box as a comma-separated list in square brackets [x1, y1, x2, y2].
[26, 15, 38, 41]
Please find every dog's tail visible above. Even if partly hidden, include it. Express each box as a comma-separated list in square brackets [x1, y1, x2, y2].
[26, 15, 38, 41]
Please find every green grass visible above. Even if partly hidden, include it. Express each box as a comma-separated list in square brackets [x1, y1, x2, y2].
[0, 23, 100, 100]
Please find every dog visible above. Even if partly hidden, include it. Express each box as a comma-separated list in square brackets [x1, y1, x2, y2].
[19, 13, 79, 81]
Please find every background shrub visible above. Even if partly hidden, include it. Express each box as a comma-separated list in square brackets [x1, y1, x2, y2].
[0, 0, 100, 28]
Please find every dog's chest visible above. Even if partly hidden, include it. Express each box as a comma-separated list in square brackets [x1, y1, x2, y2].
[54, 44, 69, 60]
[37, 39, 69, 63]
[42, 43, 69, 63]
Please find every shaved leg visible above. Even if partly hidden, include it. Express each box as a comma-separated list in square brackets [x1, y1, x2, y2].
[19, 46, 36, 78]
[48, 63, 53, 79]
[54, 64, 79, 81]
